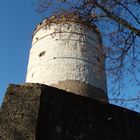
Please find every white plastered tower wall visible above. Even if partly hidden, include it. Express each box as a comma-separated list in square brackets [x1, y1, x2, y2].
[26, 16, 108, 102]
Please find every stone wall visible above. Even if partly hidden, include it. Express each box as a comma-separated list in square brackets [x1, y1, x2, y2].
[0, 84, 41, 140]
[0, 83, 140, 140]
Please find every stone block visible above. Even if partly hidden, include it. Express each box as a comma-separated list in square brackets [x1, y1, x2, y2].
[0, 83, 140, 140]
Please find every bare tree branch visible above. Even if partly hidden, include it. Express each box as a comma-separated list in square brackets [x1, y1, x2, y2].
[95, 1, 140, 36]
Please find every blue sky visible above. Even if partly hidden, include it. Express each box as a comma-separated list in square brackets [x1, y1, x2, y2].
[0, 0, 140, 112]
[0, 0, 41, 104]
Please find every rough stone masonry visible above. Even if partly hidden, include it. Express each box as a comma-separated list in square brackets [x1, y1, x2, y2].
[0, 83, 140, 140]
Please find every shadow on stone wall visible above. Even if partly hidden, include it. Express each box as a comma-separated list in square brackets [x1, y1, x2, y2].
[0, 83, 140, 140]
[36, 84, 140, 140]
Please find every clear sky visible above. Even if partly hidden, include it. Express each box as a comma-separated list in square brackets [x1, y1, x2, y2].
[0, 0, 41, 104]
[0, 0, 140, 112]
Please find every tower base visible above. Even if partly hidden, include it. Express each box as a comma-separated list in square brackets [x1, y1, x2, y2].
[51, 80, 108, 103]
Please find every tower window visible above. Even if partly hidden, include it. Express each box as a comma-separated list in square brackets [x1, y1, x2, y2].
[39, 51, 45, 57]
[96, 57, 100, 61]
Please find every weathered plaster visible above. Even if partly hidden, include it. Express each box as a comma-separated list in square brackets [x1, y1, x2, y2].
[26, 21, 107, 101]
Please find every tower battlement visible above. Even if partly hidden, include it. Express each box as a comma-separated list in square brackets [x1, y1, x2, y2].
[33, 14, 101, 37]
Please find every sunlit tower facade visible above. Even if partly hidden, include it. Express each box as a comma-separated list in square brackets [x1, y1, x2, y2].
[26, 15, 108, 102]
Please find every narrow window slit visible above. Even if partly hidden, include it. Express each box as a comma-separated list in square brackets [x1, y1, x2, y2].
[39, 51, 46, 57]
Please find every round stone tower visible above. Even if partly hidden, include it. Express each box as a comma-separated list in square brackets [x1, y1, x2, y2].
[26, 14, 108, 102]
